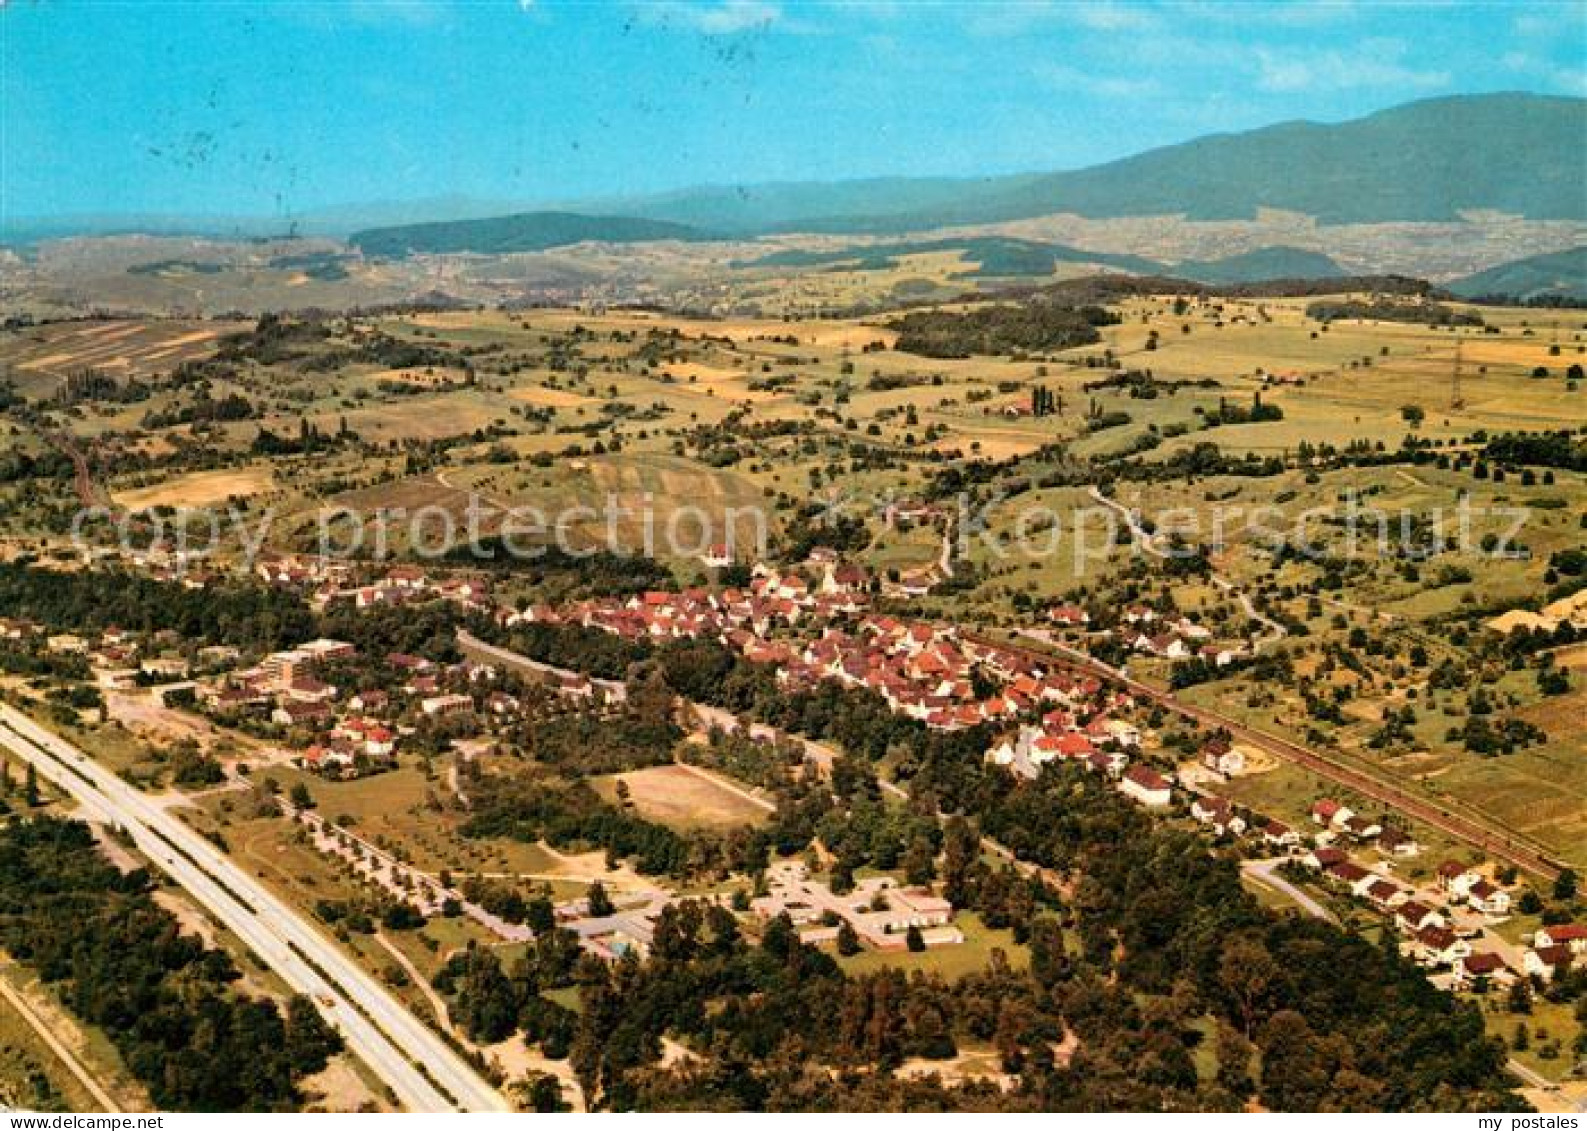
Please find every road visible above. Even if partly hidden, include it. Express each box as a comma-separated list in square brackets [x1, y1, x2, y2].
[458, 628, 627, 701]
[1088, 485, 1287, 649]
[1241, 858, 1339, 924]
[0, 703, 508, 1113]
[981, 630, 1565, 883]
[0, 962, 121, 1111]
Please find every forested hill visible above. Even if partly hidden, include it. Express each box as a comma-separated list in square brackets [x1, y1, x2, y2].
[1174, 246, 1345, 285]
[1445, 246, 1587, 302]
[350, 210, 712, 257]
[603, 93, 1586, 232]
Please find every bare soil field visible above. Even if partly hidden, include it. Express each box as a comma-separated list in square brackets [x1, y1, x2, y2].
[594, 764, 771, 831]
[0, 318, 244, 398]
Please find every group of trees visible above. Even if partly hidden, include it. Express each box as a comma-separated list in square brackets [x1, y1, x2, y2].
[0, 817, 342, 1110]
[891, 302, 1119, 359]
[1304, 300, 1484, 328]
[0, 562, 315, 654]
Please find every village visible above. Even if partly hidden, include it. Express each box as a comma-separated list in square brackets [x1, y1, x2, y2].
[6, 543, 1578, 1019]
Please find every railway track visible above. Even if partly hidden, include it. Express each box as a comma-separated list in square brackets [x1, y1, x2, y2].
[967, 630, 1567, 883]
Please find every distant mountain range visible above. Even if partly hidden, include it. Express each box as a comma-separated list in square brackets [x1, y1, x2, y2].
[349, 211, 712, 257]
[596, 93, 1586, 233]
[1445, 246, 1587, 301]
[9, 93, 1583, 247]
[6, 93, 1583, 310]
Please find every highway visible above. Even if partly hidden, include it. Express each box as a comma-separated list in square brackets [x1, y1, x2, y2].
[0, 703, 508, 1114]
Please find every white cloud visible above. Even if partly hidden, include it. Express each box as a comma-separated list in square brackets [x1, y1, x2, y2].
[636, 0, 783, 35]
[1072, 2, 1157, 32]
[966, 0, 1158, 37]
[1512, 12, 1552, 38]
[1035, 62, 1161, 98]
[1178, 0, 1359, 28]
[1501, 50, 1587, 96]
[1254, 39, 1449, 93]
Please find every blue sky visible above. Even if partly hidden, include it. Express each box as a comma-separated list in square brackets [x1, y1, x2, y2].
[3, 0, 1584, 221]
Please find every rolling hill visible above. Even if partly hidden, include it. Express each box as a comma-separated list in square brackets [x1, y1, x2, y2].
[737, 236, 1163, 277]
[350, 211, 712, 257]
[1172, 246, 1345, 285]
[1445, 246, 1587, 301]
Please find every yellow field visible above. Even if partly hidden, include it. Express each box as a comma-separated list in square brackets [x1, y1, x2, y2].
[593, 764, 770, 831]
[506, 384, 599, 408]
[114, 467, 275, 509]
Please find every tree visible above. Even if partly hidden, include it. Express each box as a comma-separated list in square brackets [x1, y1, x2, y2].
[289, 782, 314, 810]
[1220, 936, 1280, 1039]
[1507, 979, 1532, 1015]
[23, 764, 39, 808]
[284, 995, 343, 1075]
[526, 894, 556, 934]
[903, 835, 936, 887]
[516, 1071, 568, 1112]
[836, 920, 861, 956]
[586, 880, 614, 918]
[905, 925, 925, 953]
[1554, 869, 1578, 902]
[1028, 916, 1068, 987]
[940, 817, 979, 907]
[382, 903, 425, 930]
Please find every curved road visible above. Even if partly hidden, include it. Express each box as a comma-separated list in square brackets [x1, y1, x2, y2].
[1088, 485, 1287, 649]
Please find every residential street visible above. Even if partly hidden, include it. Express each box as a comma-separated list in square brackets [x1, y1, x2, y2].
[1241, 858, 1340, 924]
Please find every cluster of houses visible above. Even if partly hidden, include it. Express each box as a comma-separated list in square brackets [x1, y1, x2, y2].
[510, 560, 872, 643]
[1047, 603, 1251, 669]
[6, 617, 241, 687]
[256, 555, 494, 616]
[752, 861, 962, 951]
[1293, 823, 1582, 990]
[510, 557, 1126, 734]
[194, 636, 521, 776]
[1117, 606, 1249, 668]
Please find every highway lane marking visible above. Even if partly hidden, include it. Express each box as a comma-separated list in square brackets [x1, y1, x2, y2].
[0, 712, 505, 1112]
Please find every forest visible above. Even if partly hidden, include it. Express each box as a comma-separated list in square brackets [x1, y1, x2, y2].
[0, 817, 342, 1110]
[0, 562, 315, 653]
[440, 758, 1524, 1112]
[890, 302, 1119, 358]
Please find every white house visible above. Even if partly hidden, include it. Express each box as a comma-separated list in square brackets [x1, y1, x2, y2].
[1119, 765, 1172, 808]
[1466, 880, 1511, 917]
[1534, 924, 1587, 954]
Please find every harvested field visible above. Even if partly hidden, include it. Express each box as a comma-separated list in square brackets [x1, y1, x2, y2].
[113, 467, 275, 509]
[593, 764, 771, 831]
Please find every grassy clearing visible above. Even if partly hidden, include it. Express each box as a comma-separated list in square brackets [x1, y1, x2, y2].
[113, 466, 275, 509]
[835, 911, 1029, 981]
[591, 764, 770, 831]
